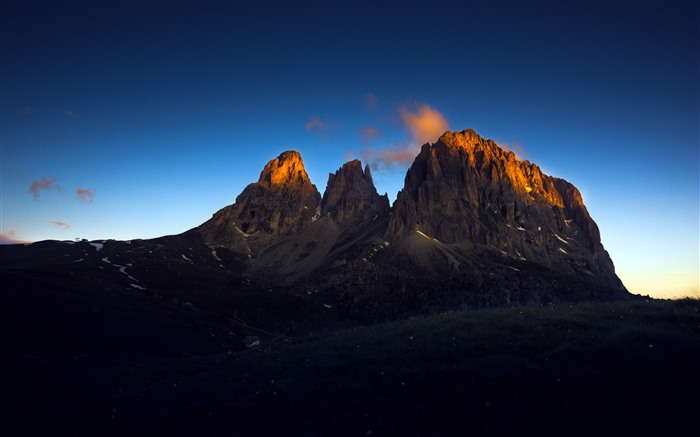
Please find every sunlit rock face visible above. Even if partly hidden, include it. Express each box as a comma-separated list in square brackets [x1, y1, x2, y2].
[320, 160, 389, 224]
[385, 129, 624, 289]
[199, 150, 321, 250]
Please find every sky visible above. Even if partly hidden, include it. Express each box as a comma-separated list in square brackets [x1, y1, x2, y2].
[1, 0, 697, 299]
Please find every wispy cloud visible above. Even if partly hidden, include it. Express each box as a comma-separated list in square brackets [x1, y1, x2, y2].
[50, 221, 71, 229]
[360, 103, 450, 170]
[364, 93, 378, 111]
[76, 188, 95, 203]
[0, 231, 31, 245]
[29, 177, 63, 199]
[304, 116, 327, 132]
[360, 126, 381, 144]
[18, 106, 79, 118]
[497, 141, 527, 160]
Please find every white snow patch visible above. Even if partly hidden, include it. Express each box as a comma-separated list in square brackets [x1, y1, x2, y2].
[517, 226, 526, 231]
[323, 304, 332, 309]
[558, 247, 568, 254]
[564, 219, 572, 227]
[383, 241, 390, 247]
[72, 259, 84, 263]
[90, 242, 104, 251]
[506, 224, 512, 228]
[130, 283, 146, 290]
[234, 226, 252, 238]
[181, 254, 192, 262]
[554, 234, 569, 245]
[210, 249, 222, 262]
[538, 226, 541, 231]
[507, 266, 521, 272]
[416, 230, 430, 240]
[102, 257, 111, 264]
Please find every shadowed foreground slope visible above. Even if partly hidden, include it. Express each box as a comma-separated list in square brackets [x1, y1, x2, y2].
[7, 297, 700, 436]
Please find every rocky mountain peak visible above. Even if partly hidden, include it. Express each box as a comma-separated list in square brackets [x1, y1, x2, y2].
[258, 150, 311, 186]
[320, 159, 389, 224]
[197, 151, 320, 251]
[385, 129, 623, 290]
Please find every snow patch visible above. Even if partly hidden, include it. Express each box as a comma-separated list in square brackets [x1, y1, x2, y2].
[210, 249, 222, 262]
[517, 226, 526, 231]
[554, 234, 569, 245]
[102, 257, 111, 264]
[72, 259, 84, 263]
[383, 241, 390, 247]
[558, 247, 568, 254]
[181, 254, 192, 262]
[90, 242, 104, 251]
[415, 230, 430, 240]
[130, 283, 146, 290]
[564, 219, 572, 227]
[234, 226, 252, 238]
[323, 304, 332, 309]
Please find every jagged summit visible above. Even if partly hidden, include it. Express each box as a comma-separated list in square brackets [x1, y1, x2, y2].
[197, 150, 321, 250]
[320, 159, 389, 224]
[258, 150, 311, 186]
[196, 130, 624, 311]
[385, 129, 623, 289]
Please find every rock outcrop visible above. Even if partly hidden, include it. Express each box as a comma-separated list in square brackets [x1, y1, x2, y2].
[198, 150, 321, 251]
[385, 129, 624, 289]
[320, 160, 389, 224]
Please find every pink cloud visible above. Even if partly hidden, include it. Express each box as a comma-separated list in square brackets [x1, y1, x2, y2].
[364, 93, 378, 111]
[0, 231, 31, 245]
[305, 116, 327, 131]
[359, 103, 450, 170]
[360, 126, 381, 144]
[398, 104, 449, 146]
[29, 177, 63, 199]
[76, 188, 95, 203]
[50, 221, 71, 229]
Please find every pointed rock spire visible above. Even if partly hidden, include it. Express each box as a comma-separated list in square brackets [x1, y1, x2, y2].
[320, 159, 389, 224]
[198, 150, 320, 250]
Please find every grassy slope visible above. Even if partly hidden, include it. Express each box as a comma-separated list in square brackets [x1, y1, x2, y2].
[9, 298, 699, 436]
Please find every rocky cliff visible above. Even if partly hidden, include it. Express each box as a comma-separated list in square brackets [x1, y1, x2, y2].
[320, 160, 389, 224]
[385, 129, 623, 289]
[198, 150, 321, 251]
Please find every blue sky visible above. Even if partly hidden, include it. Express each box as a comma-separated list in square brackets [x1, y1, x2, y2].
[1, 0, 698, 298]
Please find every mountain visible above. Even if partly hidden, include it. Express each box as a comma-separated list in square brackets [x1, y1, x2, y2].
[384, 129, 623, 289]
[251, 159, 391, 282]
[320, 160, 390, 224]
[198, 150, 321, 252]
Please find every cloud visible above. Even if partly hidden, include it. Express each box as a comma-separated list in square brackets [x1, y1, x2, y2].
[305, 116, 327, 132]
[76, 188, 95, 203]
[50, 221, 71, 229]
[497, 142, 527, 160]
[364, 93, 378, 111]
[361, 147, 418, 169]
[398, 104, 449, 146]
[29, 177, 63, 199]
[18, 106, 78, 118]
[0, 231, 31, 245]
[359, 103, 450, 170]
[360, 126, 380, 144]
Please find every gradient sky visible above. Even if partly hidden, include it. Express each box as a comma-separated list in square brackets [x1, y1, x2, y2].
[1, 0, 698, 299]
